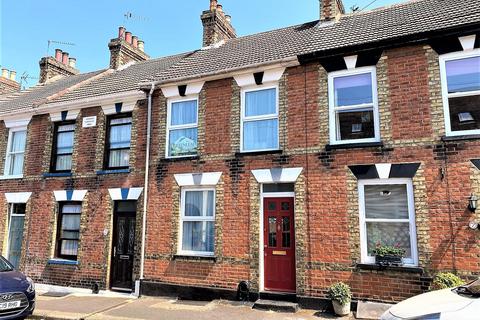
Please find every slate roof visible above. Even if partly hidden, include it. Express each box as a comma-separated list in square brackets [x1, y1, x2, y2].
[48, 52, 189, 104]
[0, 70, 105, 117]
[147, 0, 480, 84]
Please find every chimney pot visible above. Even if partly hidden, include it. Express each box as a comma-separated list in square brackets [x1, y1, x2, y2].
[209, 0, 218, 11]
[225, 14, 231, 22]
[55, 49, 63, 62]
[138, 40, 145, 52]
[9, 70, 16, 81]
[132, 36, 138, 48]
[1, 68, 8, 78]
[118, 26, 126, 39]
[62, 52, 69, 65]
[125, 31, 132, 44]
[68, 57, 77, 68]
[216, 4, 223, 13]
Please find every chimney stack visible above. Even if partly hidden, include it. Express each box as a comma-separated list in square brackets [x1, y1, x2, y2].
[39, 48, 79, 83]
[319, 0, 345, 21]
[108, 27, 149, 69]
[0, 68, 20, 94]
[201, 1, 236, 47]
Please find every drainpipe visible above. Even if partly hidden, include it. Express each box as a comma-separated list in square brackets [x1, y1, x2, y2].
[139, 82, 155, 289]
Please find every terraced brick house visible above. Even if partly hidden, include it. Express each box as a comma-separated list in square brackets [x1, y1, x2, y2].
[0, 0, 479, 308]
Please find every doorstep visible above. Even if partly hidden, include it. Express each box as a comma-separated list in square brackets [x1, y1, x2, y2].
[252, 299, 299, 313]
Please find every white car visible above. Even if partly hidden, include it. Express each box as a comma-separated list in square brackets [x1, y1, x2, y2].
[381, 278, 480, 320]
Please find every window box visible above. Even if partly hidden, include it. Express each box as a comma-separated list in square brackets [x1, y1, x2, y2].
[356, 263, 423, 274]
[328, 67, 380, 145]
[439, 49, 480, 137]
[375, 254, 403, 267]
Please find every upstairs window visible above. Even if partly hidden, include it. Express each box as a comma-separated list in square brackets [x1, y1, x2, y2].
[167, 98, 198, 158]
[51, 122, 75, 172]
[56, 202, 81, 261]
[241, 86, 279, 152]
[179, 188, 215, 256]
[105, 114, 132, 169]
[440, 51, 480, 136]
[4, 128, 27, 177]
[328, 67, 380, 144]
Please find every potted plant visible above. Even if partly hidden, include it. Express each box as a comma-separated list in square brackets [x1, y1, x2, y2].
[432, 272, 465, 290]
[327, 282, 352, 316]
[373, 242, 405, 266]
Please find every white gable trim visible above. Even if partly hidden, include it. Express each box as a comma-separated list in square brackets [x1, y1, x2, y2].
[252, 167, 303, 183]
[53, 190, 88, 202]
[234, 67, 286, 87]
[174, 172, 222, 187]
[4, 116, 32, 128]
[459, 35, 476, 51]
[108, 187, 144, 201]
[344, 55, 358, 70]
[5, 192, 32, 203]
[160, 81, 205, 99]
[50, 110, 80, 122]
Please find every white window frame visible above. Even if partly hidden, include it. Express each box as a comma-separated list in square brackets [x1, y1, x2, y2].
[165, 96, 199, 159]
[439, 49, 480, 137]
[328, 66, 380, 145]
[6, 203, 26, 262]
[358, 178, 418, 266]
[240, 84, 280, 153]
[178, 187, 216, 257]
[3, 126, 27, 179]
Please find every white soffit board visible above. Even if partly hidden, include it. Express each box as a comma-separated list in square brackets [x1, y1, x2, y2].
[5, 192, 32, 203]
[4, 116, 32, 128]
[251, 167, 303, 183]
[375, 163, 392, 179]
[344, 55, 358, 70]
[459, 35, 476, 51]
[174, 172, 222, 186]
[50, 110, 80, 122]
[233, 67, 286, 87]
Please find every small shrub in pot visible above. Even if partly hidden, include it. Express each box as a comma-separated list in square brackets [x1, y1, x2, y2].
[327, 282, 352, 316]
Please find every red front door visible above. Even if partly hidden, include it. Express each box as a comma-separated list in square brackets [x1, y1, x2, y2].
[263, 197, 295, 292]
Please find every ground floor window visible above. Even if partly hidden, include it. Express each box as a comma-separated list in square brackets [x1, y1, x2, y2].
[358, 179, 418, 265]
[56, 202, 82, 261]
[179, 188, 215, 256]
[7, 203, 26, 269]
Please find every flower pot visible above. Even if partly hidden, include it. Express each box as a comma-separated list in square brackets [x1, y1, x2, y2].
[332, 300, 350, 316]
[375, 254, 403, 266]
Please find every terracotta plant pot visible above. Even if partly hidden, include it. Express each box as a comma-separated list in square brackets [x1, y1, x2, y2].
[332, 300, 350, 316]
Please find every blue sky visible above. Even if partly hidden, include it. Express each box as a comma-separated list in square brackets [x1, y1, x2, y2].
[1, 0, 402, 88]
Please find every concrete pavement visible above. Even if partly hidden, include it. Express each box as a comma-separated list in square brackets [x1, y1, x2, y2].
[29, 293, 355, 320]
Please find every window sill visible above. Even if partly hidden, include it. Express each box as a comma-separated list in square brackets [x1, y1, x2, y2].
[173, 254, 216, 262]
[47, 259, 79, 266]
[96, 169, 131, 175]
[164, 155, 199, 162]
[326, 141, 383, 151]
[442, 134, 480, 142]
[356, 263, 423, 274]
[43, 172, 72, 178]
[235, 149, 283, 157]
[0, 175, 23, 180]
